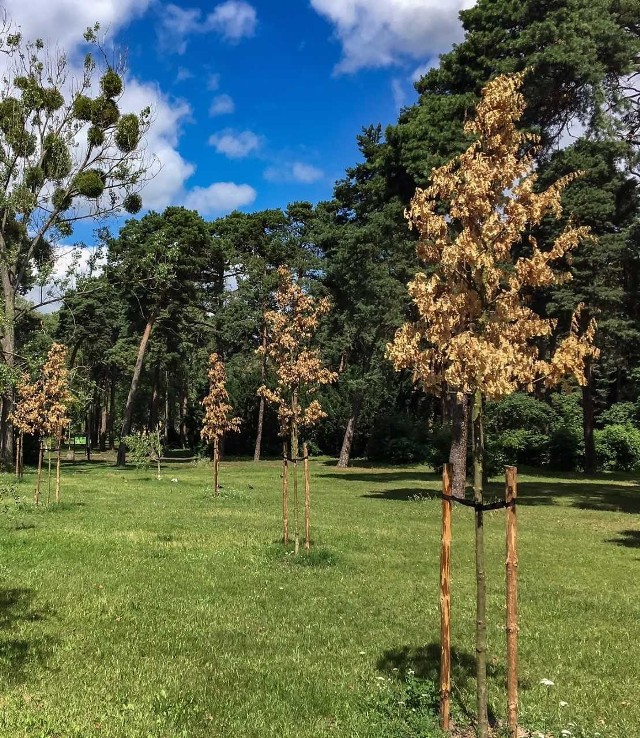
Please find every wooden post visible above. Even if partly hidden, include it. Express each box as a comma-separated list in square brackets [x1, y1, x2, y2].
[440, 463, 453, 732]
[282, 442, 289, 544]
[505, 466, 519, 738]
[213, 438, 219, 496]
[55, 436, 62, 504]
[35, 440, 43, 506]
[14, 432, 19, 478]
[303, 443, 310, 552]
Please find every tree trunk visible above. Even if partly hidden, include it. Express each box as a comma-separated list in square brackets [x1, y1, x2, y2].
[149, 365, 160, 432]
[282, 441, 289, 544]
[582, 360, 596, 474]
[108, 376, 116, 450]
[449, 392, 469, 498]
[472, 389, 489, 738]
[117, 315, 156, 466]
[99, 385, 108, 452]
[179, 384, 188, 448]
[253, 326, 268, 462]
[0, 269, 16, 469]
[213, 437, 219, 496]
[337, 392, 363, 468]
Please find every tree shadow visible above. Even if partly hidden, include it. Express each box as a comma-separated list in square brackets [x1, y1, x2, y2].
[606, 529, 640, 548]
[377, 643, 508, 726]
[361, 488, 435, 501]
[322, 470, 437, 484]
[516, 481, 640, 514]
[0, 588, 55, 685]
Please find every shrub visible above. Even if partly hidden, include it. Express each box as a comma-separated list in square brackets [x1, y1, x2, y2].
[367, 413, 429, 465]
[595, 424, 640, 471]
[548, 423, 584, 471]
[598, 402, 639, 428]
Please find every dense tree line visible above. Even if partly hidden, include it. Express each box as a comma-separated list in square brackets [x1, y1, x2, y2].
[4, 1, 640, 474]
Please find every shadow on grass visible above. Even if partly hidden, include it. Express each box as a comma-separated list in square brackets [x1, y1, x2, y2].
[0, 588, 55, 685]
[377, 643, 506, 725]
[362, 488, 434, 501]
[323, 470, 436, 484]
[606, 529, 640, 548]
[515, 481, 640, 514]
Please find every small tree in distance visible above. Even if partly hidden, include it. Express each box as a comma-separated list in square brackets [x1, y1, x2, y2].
[258, 266, 337, 553]
[201, 353, 241, 495]
[387, 72, 598, 737]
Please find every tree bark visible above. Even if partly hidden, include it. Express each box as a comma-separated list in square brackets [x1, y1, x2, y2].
[449, 392, 469, 498]
[180, 384, 188, 448]
[99, 384, 108, 452]
[291, 392, 300, 555]
[55, 437, 62, 504]
[253, 325, 268, 462]
[337, 392, 363, 469]
[582, 360, 596, 474]
[0, 267, 16, 469]
[472, 389, 489, 738]
[117, 315, 156, 466]
[108, 376, 116, 450]
[149, 365, 160, 432]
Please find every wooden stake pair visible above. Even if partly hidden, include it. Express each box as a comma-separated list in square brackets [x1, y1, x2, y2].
[439, 464, 519, 737]
[282, 443, 311, 552]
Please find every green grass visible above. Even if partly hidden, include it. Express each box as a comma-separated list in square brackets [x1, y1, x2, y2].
[0, 456, 639, 737]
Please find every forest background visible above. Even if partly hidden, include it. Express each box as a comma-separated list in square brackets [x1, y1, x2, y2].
[6, 0, 640, 476]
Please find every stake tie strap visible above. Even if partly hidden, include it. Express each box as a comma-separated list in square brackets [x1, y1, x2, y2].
[284, 455, 307, 462]
[440, 493, 515, 511]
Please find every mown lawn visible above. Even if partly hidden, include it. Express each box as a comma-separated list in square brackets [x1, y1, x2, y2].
[0, 455, 638, 737]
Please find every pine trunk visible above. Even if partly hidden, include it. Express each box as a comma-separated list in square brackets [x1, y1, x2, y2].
[449, 392, 469, 498]
[472, 389, 489, 738]
[337, 392, 363, 469]
[117, 316, 156, 466]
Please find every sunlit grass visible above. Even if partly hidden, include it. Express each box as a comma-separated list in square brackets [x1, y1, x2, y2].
[0, 455, 638, 737]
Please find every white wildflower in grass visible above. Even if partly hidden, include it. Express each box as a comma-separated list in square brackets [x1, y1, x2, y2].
[540, 678, 555, 687]
[559, 700, 568, 707]
[171, 477, 178, 483]
[561, 731, 572, 737]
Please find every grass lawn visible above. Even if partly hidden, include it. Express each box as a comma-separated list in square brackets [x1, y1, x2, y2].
[0, 455, 638, 737]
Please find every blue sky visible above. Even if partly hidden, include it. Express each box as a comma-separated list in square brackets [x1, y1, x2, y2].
[3, 0, 474, 232]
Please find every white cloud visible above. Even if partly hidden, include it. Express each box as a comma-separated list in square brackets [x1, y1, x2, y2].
[210, 94, 235, 116]
[176, 67, 194, 83]
[208, 73, 222, 91]
[309, 0, 475, 73]
[264, 162, 324, 184]
[184, 182, 256, 216]
[119, 79, 195, 210]
[158, 1, 257, 53]
[208, 129, 261, 158]
[208, 1, 257, 41]
[0, 0, 151, 52]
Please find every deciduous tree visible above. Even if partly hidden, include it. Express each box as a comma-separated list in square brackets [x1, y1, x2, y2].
[387, 72, 598, 737]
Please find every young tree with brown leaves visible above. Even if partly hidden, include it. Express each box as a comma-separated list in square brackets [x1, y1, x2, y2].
[201, 353, 241, 496]
[387, 72, 598, 737]
[11, 373, 43, 486]
[41, 343, 73, 504]
[258, 266, 337, 554]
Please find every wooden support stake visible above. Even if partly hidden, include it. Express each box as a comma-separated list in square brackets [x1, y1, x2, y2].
[440, 463, 453, 732]
[15, 432, 20, 478]
[505, 466, 519, 738]
[213, 438, 220, 496]
[282, 442, 289, 544]
[35, 440, 43, 506]
[303, 443, 310, 552]
[55, 439, 61, 504]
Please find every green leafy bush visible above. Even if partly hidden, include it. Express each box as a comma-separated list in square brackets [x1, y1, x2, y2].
[595, 424, 640, 471]
[598, 402, 639, 428]
[549, 423, 584, 471]
[367, 413, 429, 464]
